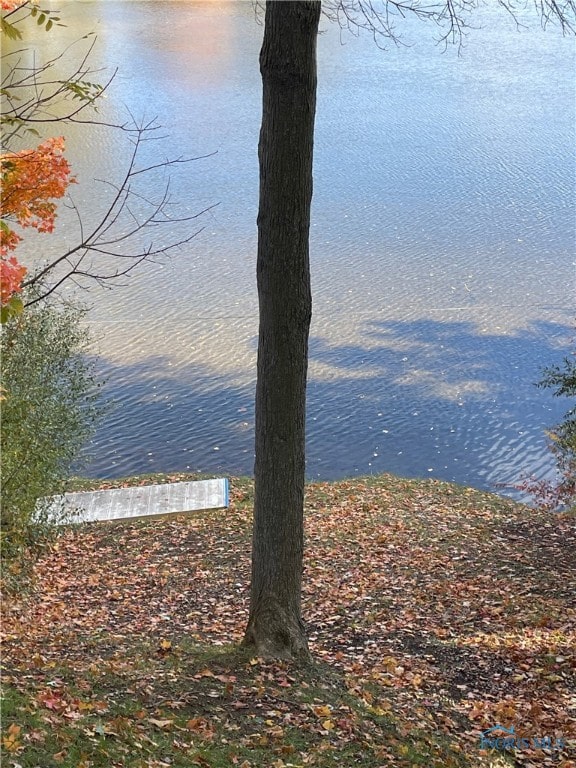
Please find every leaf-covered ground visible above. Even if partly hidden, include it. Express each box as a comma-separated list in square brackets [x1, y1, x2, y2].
[2, 474, 575, 767]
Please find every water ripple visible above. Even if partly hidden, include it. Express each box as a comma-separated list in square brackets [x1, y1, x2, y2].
[16, 1, 573, 502]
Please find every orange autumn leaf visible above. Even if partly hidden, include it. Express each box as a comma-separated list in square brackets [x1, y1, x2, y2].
[1, 137, 75, 255]
[0, 255, 27, 305]
[1, 137, 73, 312]
[1, 0, 24, 10]
[2, 723, 22, 753]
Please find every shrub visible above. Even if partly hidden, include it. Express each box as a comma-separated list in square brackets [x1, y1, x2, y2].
[1, 296, 102, 566]
[523, 346, 576, 512]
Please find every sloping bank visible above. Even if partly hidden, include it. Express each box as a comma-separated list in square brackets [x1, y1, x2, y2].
[2, 473, 574, 768]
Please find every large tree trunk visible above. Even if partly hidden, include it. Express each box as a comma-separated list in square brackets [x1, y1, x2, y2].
[243, 0, 321, 660]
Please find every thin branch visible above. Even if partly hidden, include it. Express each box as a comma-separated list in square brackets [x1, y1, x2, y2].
[22, 121, 217, 302]
[322, 0, 575, 48]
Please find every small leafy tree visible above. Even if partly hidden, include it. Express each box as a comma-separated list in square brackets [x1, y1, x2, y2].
[1, 5, 97, 570]
[1, 295, 102, 565]
[0, 1, 210, 574]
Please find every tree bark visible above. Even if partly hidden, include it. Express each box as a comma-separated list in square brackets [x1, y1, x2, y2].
[243, 0, 321, 660]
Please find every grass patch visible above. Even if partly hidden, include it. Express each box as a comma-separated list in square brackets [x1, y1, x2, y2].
[2, 639, 466, 768]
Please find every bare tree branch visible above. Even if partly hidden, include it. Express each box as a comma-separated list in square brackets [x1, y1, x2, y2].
[1, 12, 216, 304]
[320, 0, 575, 48]
[1, 38, 119, 144]
[21, 122, 217, 304]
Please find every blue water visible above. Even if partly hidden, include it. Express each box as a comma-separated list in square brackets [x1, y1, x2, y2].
[19, 1, 575, 499]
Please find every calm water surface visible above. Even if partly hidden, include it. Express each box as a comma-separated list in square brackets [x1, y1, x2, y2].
[19, 1, 575, 498]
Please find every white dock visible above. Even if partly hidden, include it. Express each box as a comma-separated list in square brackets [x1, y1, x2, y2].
[42, 478, 229, 524]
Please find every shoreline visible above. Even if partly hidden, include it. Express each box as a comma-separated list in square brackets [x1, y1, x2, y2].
[62, 471, 542, 525]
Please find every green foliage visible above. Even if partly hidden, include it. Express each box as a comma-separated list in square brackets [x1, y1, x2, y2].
[59, 77, 104, 103]
[0, 293, 23, 324]
[0, 16, 21, 40]
[1, 4, 99, 147]
[1, 3, 62, 41]
[0, 295, 102, 566]
[21, 4, 62, 32]
[528, 344, 576, 511]
[539, 353, 576, 417]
